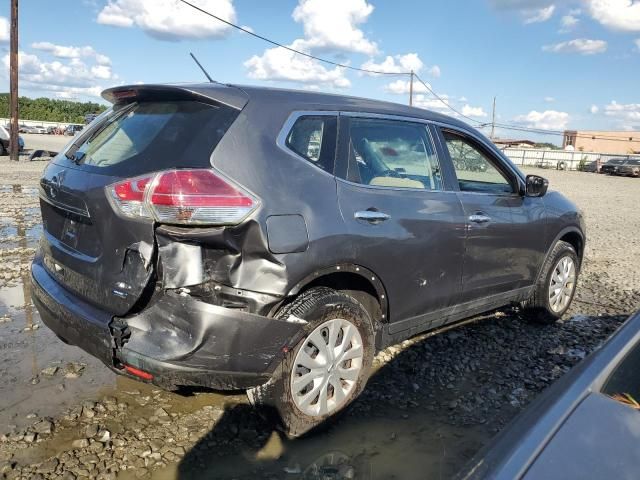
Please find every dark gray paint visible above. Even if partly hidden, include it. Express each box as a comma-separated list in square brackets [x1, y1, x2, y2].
[32, 82, 586, 390]
[266, 215, 309, 254]
[523, 394, 640, 480]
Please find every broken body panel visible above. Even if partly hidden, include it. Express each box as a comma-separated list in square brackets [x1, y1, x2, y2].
[32, 83, 585, 392]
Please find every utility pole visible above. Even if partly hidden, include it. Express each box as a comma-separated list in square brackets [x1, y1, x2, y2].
[490, 96, 496, 140]
[409, 70, 414, 107]
[9, 0, 19, 162]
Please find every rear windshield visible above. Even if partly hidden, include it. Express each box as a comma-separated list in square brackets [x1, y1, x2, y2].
[58, 100, 239, 177]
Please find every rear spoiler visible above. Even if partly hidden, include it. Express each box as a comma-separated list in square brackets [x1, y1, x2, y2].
[101, 83, 249, 111]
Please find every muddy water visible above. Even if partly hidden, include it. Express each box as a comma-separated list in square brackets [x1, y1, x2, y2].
[122, 412, 485, 480]
[0, 183, 114, 430]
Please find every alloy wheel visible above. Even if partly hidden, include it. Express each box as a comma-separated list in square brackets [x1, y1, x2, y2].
[291, 318, 364, 417]
[549, 256, 576, 313]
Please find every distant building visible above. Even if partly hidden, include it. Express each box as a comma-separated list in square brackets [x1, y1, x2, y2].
[563, 130, 640, 155]
[492, 138, 536, 148]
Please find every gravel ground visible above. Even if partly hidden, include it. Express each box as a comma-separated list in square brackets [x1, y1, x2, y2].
[0, 157, 638, 480]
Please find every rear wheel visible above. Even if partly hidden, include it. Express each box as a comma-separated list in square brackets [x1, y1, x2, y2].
[250, 287, 375, 438]
[523, 240, 579, 324]
[0, 143, 6, 156]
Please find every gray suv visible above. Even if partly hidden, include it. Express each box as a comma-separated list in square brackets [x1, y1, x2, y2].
[31, 83, 585, 436]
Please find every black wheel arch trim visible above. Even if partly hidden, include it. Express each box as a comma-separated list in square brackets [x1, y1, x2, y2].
[283, 263, 389, 322]
[537, 226, 585, 281]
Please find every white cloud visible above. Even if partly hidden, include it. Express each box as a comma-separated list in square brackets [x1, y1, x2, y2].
[604, 101, 640, 122]
[2, 49, 117, 98]
[244, 0, 384, 88]
[0, 17, 8, 43]
[515, 110, 570, 130]
[361, 53, 424, 75]
[542, 38, 607, 55]
[462, 104, 488, 118]
[97, 0, 236, 41]
[31, 42, 112, 65]
[590, 105, 599, 114]
[244, 46, 350, 88]
[291, 0, 378, 55]
[427, 65, 441, 78]
[560, 14, 580, 31]
[384, 79, 430, 95]
[413, 93, 456, 115]
[586, 0, 640, 32]
[545, 96, 555, 102]
[635, 38, 640, 51]
[524, 5, 556, 23]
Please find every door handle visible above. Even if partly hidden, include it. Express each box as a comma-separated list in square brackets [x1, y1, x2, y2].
[354, 210, 391, 223]
[469, 213, 491, 224]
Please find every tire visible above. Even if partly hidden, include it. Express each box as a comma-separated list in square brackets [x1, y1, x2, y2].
[523, 240, 579, 324]
[249, 287, 375, 438]
[0, 143, 6, 156]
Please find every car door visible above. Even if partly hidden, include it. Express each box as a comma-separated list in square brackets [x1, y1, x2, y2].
[435, 126, 546, 303]
[335, 114, 466, 330]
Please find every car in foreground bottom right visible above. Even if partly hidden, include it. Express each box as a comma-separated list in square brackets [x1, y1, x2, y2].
[458, 309, 640, 480]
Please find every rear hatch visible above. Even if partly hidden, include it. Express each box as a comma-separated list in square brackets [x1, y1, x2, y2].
[38, 84, 248, 315]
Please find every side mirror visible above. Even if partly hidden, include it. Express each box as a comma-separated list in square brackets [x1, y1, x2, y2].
[525, 175, 549, 197]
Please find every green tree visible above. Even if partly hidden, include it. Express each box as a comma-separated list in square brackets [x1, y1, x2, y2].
[0, 94, 107, 123]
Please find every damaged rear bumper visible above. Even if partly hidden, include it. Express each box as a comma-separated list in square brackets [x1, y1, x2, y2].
[31, 255, 304, 390]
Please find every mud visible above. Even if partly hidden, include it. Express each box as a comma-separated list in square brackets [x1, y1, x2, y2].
[0, 154, 639, 480]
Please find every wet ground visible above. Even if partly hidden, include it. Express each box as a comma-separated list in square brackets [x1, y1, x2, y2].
[0, 153, 638, 479]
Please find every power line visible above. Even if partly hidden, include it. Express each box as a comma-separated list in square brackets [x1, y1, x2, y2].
[177, 0, 408, 76]
[178, 0, 638, 144]
[413, 72, 483, 124]
[490, 123, 640, 143]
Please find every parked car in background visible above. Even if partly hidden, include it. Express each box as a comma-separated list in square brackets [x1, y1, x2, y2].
[580, 160, 601, 173]
[64, 124, 84, 136]
[458, 309, 640, 480]
[601, 158, 628, 175]
[32, 125, 47, 134]
[0, 125, 24, 155]
[615, 159, 640, 177]
[19, 124, 37, 134]
[32, 83, 586, 437]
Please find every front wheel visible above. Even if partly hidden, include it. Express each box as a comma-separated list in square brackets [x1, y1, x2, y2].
[249, 287, 375, 438]
[523, 240, 579, 324]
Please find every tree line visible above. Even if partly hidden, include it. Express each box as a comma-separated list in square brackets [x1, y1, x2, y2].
[0, 94, 107, 124]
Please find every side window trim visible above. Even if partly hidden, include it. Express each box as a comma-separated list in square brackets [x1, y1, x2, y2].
[334, 113, 446, 192]
[437, 125, 522, 196]
[276, 110, 340, 176]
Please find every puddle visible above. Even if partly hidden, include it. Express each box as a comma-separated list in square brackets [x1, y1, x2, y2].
[117, 408, 484, 480]
[0, 273, 117, 430]
[0, 183, 116, 430]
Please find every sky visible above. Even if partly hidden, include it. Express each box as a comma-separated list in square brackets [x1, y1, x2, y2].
[0, 0, 639, 143]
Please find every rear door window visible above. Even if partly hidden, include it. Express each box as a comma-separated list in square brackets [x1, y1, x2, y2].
[340, 117, 442, 190]
[59, 100, 239, 177]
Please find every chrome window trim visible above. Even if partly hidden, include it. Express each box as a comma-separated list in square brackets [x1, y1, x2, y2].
[276, 110, 525, 195]
[276, 110, 340, 179]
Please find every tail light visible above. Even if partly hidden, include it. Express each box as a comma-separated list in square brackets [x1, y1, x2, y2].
[107, 169, 258, 225]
